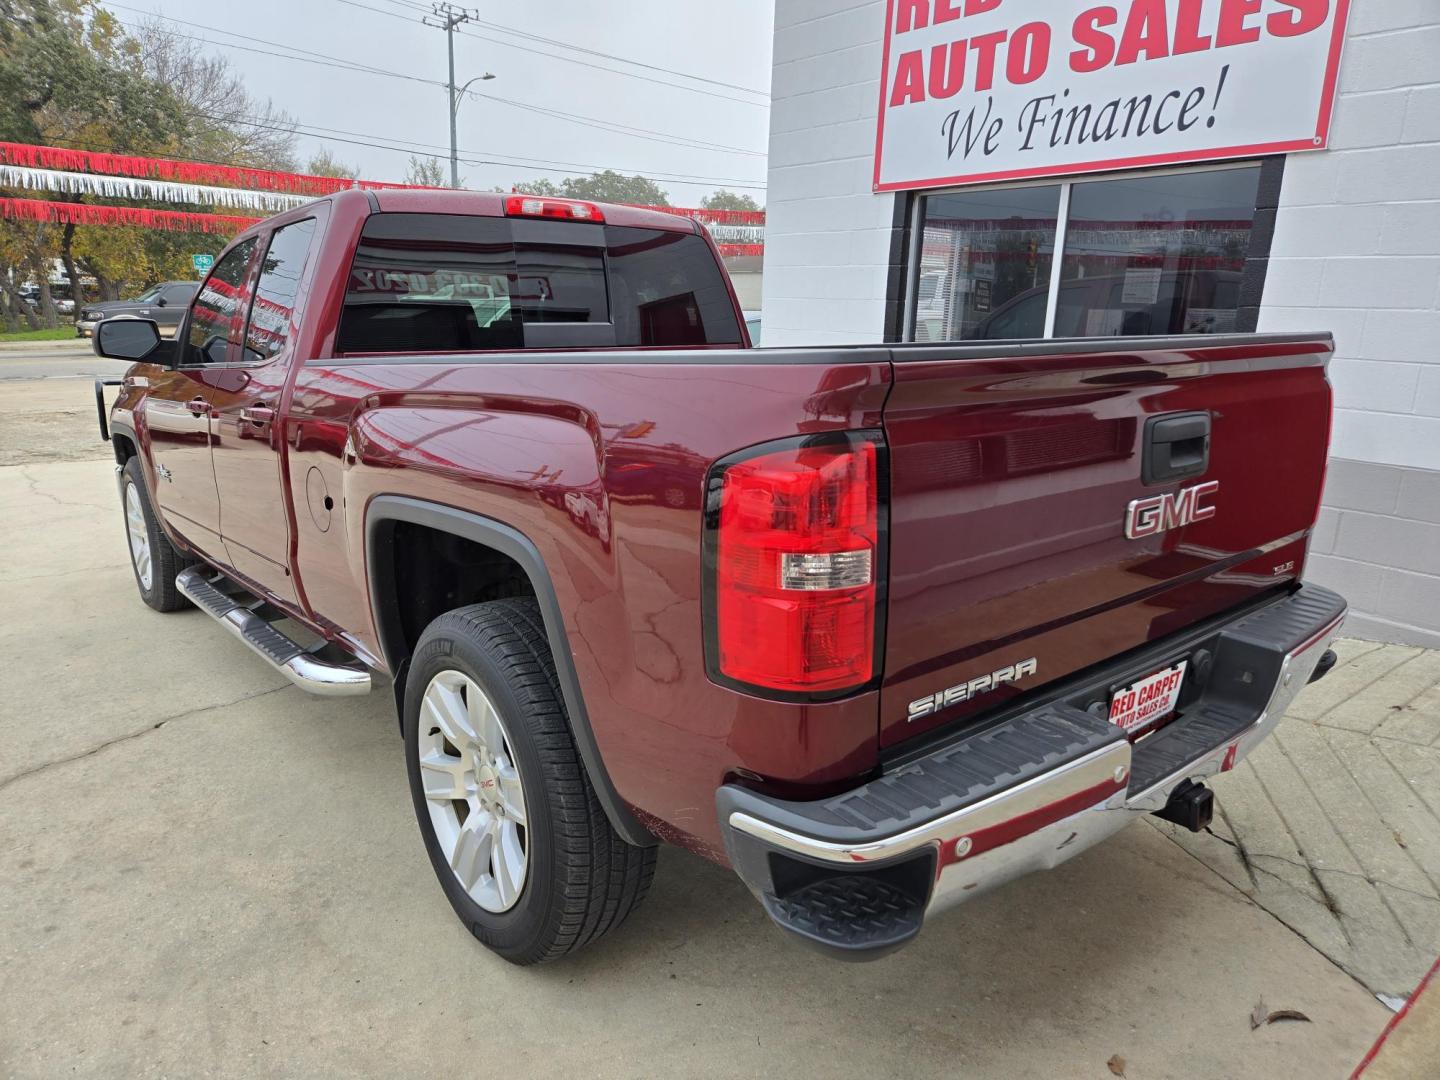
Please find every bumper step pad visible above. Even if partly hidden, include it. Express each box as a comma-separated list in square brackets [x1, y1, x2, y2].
[763, 877, 923, 959]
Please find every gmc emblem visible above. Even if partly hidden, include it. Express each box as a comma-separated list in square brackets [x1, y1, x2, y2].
[1125, 481, 1219, 539]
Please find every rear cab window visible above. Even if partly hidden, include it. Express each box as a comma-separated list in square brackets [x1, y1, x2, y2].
[336, 213, 741, 354]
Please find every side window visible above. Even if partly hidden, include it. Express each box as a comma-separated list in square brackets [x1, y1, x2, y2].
[185, 239, 257, 366]
[605, 226, 741, 347]
[243, 219, 317, 362]
[161, 284, 194, 306]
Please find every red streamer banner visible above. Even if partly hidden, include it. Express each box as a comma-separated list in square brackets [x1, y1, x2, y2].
[0, 198, 763, 259]
[641, 204, 767, 226]
[715, 243, 763, 257]
[0, 197, 260, 234]
[0, 142, 765, 225]
[0, 141, 414, 197]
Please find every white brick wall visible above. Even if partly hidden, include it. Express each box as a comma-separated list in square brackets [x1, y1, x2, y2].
[762, 1, 1440, 643]
[1260, 7, 1440, 476]
[762, 1, 892, 346]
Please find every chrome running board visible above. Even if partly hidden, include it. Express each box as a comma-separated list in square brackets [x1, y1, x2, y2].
[176, 566, 372, 696]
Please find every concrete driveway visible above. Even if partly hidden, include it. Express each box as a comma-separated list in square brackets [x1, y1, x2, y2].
[0, 370, 1397, 1078]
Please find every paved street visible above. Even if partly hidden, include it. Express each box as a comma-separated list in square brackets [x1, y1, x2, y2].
[0, 338, 127, 383]
[0, 343, 127, 467]
[0, 370, 1429, 1077]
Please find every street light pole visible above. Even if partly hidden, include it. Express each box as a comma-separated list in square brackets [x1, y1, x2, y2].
[450, 73, 495, 185]
[423, 2, 482, 188]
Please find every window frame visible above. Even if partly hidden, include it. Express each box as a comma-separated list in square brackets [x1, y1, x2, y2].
[901, 159, 1273, 344]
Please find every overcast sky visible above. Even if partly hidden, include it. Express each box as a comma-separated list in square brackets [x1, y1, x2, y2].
[105, 0, 773, 206]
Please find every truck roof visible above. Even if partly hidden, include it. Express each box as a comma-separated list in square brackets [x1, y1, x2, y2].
[364, 188, 697, 233]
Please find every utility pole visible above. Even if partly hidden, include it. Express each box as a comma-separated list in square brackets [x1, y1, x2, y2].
[423, 2, 483, 189]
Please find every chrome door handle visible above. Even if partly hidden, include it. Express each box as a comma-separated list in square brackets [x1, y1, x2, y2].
[241, 405, 275, 425]
[187, 395, 209, 417]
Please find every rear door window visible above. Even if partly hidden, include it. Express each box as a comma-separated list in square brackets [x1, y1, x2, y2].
[243, 218, 317, 362]
[335, 213, 741, 354]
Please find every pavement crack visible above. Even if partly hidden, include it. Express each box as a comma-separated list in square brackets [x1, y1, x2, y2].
[1243, 852, 1440, 905]
[11, 465, 115, 513]
[1150, 819, 1381, 997]
[0, 685, 289, 794]
[1211, 803, 1259, 889]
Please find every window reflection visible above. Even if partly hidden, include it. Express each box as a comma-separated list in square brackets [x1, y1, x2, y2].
[910, 165, 1263, 343]
[244, 218, 316, 361]
[185, 239, 255, 366]
[1057, 166, 1260, 338]
[915, 185, 1060, 342]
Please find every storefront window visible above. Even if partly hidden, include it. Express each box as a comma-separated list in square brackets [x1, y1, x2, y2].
[1056, 167, 1261, 338]
[913, 185, 1060, 342]
[909, 165, 1262, 343]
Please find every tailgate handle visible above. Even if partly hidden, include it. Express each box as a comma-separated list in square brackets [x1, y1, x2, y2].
[1143, 412, 1210, 485]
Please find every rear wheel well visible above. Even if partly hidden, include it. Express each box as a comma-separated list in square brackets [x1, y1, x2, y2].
[379, 521, 537, 669]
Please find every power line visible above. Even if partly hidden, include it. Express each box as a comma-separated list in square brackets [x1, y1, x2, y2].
[108, 6, 766, 157]
[203, 113, 767, 189]
[329, 0, 769, 107]
[467, 12, 767, 96]
[23, 128, 766, 193]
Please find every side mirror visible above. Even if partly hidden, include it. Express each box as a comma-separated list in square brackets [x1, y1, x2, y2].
[156, 296, 168, 307]
[94, 318, 163, 362]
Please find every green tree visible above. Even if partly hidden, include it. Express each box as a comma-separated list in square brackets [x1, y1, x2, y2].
[404, 155, 449, 188]
[507, 178, 560, 197]
[701, 190, 761, 212]
[507, 172, 670, 206]
[0, 0, 296, 321]
[561, 171, 669, 206]
[306, 149, 358, 180]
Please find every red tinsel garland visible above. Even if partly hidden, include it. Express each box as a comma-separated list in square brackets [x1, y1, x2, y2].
[0, 141, 415, 197]
[640, 204, 767, 226]
[0, 142, 766, 224]
[0, 197, 260, 234]
[0, 198, 763, 257]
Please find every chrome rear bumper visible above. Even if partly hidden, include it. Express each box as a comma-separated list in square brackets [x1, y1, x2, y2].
[718, 584, 1346, 958]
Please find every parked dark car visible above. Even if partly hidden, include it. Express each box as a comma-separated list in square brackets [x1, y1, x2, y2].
[77, 281, 197, 338]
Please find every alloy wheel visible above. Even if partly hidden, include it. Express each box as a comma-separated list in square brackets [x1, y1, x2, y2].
[125, 482, 153, 590]
[418, 670, 530, 913]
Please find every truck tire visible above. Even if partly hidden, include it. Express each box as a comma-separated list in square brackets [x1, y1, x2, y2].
[404, 598, 656, 964]
[119, 456, 192, 612]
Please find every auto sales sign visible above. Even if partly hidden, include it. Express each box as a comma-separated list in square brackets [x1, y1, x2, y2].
[873, 0, 1351, 191]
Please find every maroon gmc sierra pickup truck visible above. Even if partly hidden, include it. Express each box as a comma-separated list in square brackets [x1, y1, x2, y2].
[94, 189, 1345, 965]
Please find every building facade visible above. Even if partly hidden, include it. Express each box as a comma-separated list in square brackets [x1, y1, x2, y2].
[762, 0, 1440, 646]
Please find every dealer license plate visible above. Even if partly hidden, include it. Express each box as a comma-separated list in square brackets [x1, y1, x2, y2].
[1108, 661, 1188, 737]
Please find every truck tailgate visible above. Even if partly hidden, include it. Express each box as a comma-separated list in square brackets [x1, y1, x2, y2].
[879, 334, 1332, 748]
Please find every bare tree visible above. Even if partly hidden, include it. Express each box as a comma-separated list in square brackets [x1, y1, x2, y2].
[131, 18, 299, 170]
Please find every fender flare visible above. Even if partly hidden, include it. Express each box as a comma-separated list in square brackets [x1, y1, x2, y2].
[364, 495, 656, 848]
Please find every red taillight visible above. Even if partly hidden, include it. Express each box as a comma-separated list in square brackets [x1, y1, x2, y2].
[504, 195, 605, 222]
[705, 435, 883, 696]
